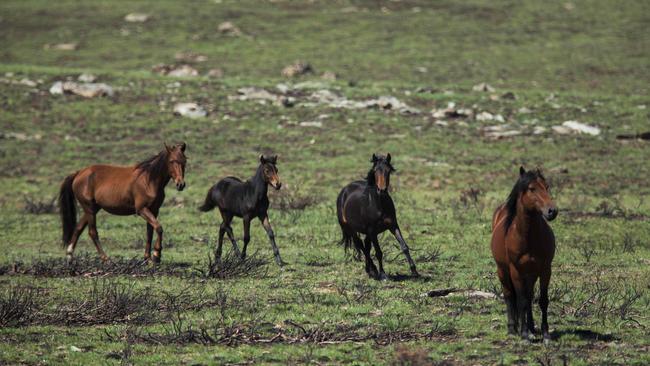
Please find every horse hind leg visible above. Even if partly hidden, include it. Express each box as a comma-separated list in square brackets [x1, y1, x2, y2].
[66, 213, 90, 263]
[371, 236, 388, 281]
[87, 211, 109, 262]
[220, 211, 241, 257]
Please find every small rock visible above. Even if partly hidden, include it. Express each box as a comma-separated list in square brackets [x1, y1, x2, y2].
[174, 51, 208, 63]
[44, 43, 78, 51]
[77, 73, 97, 83]
[282, 61, 313, 77]
[321, 71, 338, 81]
[49, 81, 114, 98]
[476, 111, 505, 122]
[206, 68, 224, 78]
[299, 121, 323, 128]
[173, 102, 207, 119]
[218, 21, 242, 36]
[559, 120, 600, 136]
[166, 65, 199, 77]
[124, 13, 150, 22]
[501, 92, 516, 100]
[518, 107, 532, 114]
[472, 82, 495, 92]
[70, 346, 83, 352]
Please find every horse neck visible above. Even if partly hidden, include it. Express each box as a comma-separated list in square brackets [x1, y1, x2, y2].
[366, 169, 376, 186]
[148, 164, 171, 192]
[514, 198, 538, 237]
[249, 165, 268, 200]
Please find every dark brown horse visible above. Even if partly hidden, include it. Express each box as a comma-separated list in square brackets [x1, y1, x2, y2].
[491, 167, 557, 343]
[337, 153, 418, 280]
[58, 143, 187, 263]
[199, 155, 285, 266]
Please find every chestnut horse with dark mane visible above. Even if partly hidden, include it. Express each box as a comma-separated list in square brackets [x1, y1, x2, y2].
[491, 167, 557, 343]
[337, 153, 418, 280]
[58, 143, 187, 263]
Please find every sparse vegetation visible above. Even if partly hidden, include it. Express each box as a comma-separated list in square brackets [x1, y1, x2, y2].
[1, 0, 649, 364]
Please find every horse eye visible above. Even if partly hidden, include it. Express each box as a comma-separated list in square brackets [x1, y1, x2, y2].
[529, 187, 536, 192]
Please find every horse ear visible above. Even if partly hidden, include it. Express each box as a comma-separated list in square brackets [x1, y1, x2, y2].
[519, 166, 526, 176]
[164, 143, 172, 153]
[371, 153, 378, 163]
[259, 154, 266, 164]
[178, 142, 186, 152]
[386, 153, 391, 163]
[272, 155, 278, 163]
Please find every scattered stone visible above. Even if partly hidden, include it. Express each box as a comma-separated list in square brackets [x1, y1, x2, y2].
[77, 73, 97, 83]
[174, 51, 208, 63]
[482, 125, 521, 139]
[472, 82, 495, 92]
[518, 107, 532, 114]
[321, 71, 338, 81]
[423, 288, 498, 299]
[431, 102, 473, 119]
[1, 132, 42, 141]
[552, 125, 572, 135]
[231, 87, 295, 107]
[0, 77, 38, 87]
[49, 81, 114, 98]
[152, 64, 199, 77]
[282, 61, 313, 77]
[533, 126, 547, 135]
[173, 102, 207, 119]
[218, 21, 242, 36]
[44, 43, 78, 51]
[557, 120, 601, 136]
[124, 13, 150, 22]
[206, 68, 224, 78]
[69, 346, 83, 353]
[476, 111, 505, 123]
[299, 121, 323, 128]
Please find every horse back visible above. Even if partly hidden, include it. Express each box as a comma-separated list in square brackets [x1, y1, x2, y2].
[72, 165, 139, 214]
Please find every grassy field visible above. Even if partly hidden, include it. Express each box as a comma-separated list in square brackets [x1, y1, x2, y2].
[1, 0, 649, 364]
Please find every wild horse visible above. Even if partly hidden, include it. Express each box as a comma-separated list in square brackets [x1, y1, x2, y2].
[199, 155, 284, 266]
[491, 167, 557, 343]
[336, 153, 418, 280]
[59, 143, 187, 263]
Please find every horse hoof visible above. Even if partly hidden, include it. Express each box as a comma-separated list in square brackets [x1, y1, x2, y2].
[66, 254, 73, 264]
[543, 337, 551, 346]
[378, 273, 389, 281]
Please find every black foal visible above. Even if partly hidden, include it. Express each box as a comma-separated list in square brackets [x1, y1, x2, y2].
[336, 153, 418, 280]
[199, 155, 284, 266]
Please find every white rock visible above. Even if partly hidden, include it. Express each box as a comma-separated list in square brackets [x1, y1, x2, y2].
[299, 121, 322, 128]
[124, 13, 150, 22]
[49, 81, 114, 98]
[472, 82, 495, 92]
[173, 102, 207, 119]
[561, 120, 600, 135]
[77, 73, 97, 83]
[167, 65, 199, 78]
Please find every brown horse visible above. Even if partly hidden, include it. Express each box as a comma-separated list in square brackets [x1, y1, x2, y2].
[58, 143, 187, 263]
[491, 167, 557, 343]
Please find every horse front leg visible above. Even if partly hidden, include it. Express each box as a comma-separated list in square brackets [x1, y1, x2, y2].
[138, 207, 163, 263]
[259, 214, 284, 266]
[511, 267, 533, 341]
[241, 216, 251, 260]
[390, 226, 419, 277]
[539, 269, 552, 344]
[144, 223, 153, 262]
[363, 236, 379, 280]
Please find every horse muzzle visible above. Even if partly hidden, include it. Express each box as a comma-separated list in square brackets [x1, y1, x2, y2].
[176, 181, 186, 191]
[543, 207, 558, 221]
[272, 182, 282, 190]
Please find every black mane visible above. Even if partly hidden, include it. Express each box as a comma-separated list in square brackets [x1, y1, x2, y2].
[135, 150, 168, 178]
[504, 169, 545, 232]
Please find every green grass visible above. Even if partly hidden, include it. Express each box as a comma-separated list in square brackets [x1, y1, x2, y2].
[1, 0, 649, 365]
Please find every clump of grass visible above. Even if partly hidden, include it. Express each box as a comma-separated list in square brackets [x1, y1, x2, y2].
[195, 251, 268, 280]
[23, 196, 56, 214]
[0, 285, 40, 327]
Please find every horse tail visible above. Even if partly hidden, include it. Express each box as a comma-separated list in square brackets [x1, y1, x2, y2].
[199, 190, 216, 212]
[59, 172, 78, 246]
[339, 230, 363, 261]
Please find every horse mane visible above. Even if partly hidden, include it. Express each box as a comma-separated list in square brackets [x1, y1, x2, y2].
[135, 149, 168, 178]
[504, 169, 545, 232]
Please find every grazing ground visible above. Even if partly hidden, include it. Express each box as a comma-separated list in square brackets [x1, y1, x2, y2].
[1, 0, 649, 365]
